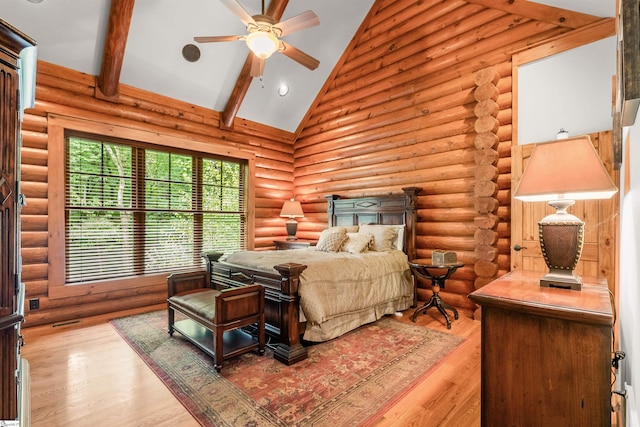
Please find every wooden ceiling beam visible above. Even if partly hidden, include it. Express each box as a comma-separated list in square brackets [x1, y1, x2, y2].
[220, 0, 289, 130]
[97, 0, 135, 99]
[465, 0, 603, 29]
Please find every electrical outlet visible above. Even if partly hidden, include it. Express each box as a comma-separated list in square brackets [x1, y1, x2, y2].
[29, 298, 39, 310]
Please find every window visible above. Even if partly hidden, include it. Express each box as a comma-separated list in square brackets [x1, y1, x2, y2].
[65, 133, 246, 284]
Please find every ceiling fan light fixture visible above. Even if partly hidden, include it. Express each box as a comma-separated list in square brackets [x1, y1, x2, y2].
[246, 30, 279, 59]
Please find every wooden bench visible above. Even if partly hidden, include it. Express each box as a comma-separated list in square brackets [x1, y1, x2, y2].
[167, 269, 265, 372]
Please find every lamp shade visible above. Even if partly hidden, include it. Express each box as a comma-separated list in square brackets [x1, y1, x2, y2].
[513, 135, 617, 202]
[280, 199, 304, 218]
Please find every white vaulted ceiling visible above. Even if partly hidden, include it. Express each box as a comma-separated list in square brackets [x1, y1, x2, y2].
[1, 0, 615, 133]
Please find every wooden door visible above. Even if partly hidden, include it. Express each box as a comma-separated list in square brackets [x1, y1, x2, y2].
[511, 131, 619, 292]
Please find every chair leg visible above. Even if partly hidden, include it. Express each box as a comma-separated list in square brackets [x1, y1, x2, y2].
[168, 305, 175, 336]
[213, 325, 223, 373]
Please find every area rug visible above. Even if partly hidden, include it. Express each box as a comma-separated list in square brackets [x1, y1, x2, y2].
[110, 310, 463, 427]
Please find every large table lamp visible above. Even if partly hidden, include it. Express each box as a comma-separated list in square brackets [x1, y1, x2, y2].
[280, 199, 304, 240]
[513, 135, 617, 290]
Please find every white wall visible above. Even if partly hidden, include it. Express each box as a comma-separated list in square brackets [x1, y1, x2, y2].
[621, 122, 640, 426]
[518, 36, 616, 144]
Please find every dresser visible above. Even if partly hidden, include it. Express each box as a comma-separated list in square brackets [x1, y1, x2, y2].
[468, 270, 613, 427]
[0, 19, 35, 424]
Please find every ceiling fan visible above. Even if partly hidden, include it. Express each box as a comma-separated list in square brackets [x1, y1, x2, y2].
[194, 0, 320, 77]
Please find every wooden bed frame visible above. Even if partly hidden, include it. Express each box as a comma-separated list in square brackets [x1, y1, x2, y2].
[203, 187, 420, 365]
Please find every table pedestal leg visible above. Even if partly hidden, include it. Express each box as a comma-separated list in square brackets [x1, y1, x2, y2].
[411, 286, 459, 329]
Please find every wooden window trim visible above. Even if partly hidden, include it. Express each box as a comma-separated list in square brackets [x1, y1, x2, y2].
[47, 114, 256, 300]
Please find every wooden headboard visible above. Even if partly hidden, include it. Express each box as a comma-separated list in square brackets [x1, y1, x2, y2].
[324, 187, 420, 260]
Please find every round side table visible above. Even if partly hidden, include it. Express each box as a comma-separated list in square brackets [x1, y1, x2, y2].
[409, 260, 464, 329]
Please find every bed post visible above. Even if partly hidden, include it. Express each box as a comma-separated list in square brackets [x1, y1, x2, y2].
[273, 262, 308, 365]
[402, 187, 420, 261]
[325, 194, 340, 227]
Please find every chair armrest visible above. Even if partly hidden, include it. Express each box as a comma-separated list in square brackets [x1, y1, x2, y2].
[215, 284, 265, 324]
[167, 269, 209, 298]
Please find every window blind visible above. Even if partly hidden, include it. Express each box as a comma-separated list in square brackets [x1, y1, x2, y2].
[65, 134, 246, 284]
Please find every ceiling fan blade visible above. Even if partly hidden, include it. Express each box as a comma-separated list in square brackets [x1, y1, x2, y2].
[279, 41, 320, 70]
[276, 10, 320, 36]
[220, 0, 255, 26]
[194, 35, 244, 43]
[250, 54, 265, 78]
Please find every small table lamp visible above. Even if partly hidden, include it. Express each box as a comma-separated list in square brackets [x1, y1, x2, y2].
[280, 199, 304, 240]
[513, 135, 617, 290]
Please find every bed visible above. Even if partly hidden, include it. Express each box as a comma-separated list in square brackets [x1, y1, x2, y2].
[203, 187, 420, 365]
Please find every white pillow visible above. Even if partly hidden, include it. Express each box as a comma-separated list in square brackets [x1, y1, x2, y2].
[316, 227, 348, 252]
[341, 232, 373, 253]
[358, 224, 404, 251]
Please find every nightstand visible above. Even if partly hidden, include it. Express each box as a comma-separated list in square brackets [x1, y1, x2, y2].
[273, 240, 317, 250]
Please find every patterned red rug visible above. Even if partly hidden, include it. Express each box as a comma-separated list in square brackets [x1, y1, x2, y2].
[111, 310, 463, 427]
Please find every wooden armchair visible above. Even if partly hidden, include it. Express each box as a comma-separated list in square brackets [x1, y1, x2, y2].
[167, 269, 265, 372]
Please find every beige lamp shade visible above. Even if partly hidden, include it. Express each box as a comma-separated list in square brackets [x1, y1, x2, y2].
[513, 135, 617, 290]
[513, 135, 617, 202]
[280, 199, 304, 218]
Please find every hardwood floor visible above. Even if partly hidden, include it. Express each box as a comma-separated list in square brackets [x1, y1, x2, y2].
[20, 304, 481, 427]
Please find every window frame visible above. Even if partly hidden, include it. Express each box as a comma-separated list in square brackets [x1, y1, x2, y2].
[47, 116, 255, 300]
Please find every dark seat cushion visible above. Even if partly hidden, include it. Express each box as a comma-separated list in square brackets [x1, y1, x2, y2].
[168, 288, 220, 320]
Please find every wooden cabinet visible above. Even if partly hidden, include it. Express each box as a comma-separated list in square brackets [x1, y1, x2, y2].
[468, 270, 613, 427]
[0, 19, 35, 423]
[273, 240, 317, 250]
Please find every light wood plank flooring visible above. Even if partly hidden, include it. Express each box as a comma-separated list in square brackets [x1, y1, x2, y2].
[21, 304, 481, 427]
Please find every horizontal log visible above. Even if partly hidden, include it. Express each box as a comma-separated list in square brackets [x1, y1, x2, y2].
[21, 181, 48, 199]
[474, 245, 498, 262]
[21, 146, 48, 166]
[420, 192, 477, 209]
[416, 235, 476, 251]
[21, 263, 48, 281]
[474, 67, 501, 86]
[475, 164, 499, 182]
[20, 112, 48, 133]
[21, 215, 48, 232]
[474, 181, 499, 198]
[19, 197, 47, 216]
[474, 213, 499, 229]
[474, 132, 500, 150]
[474, 99, 500, 118]
[21, 164, 48, 183]
[21, 231, 48, 248]
[474, 116, 500, 134]
[474, 259, 499, 277]
[474, 149, 499, 166]
[21, 247, 47, 264]
[474, 83, 500, 102]
[474, 229, 498, 245]
[420, 221, 478, 237]
[21, 130, 48, 150]
[23, 280, 48, 298]
[474, 197, 499, 214]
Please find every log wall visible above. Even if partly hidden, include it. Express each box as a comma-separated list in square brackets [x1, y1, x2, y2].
[291, 0, 575, 312]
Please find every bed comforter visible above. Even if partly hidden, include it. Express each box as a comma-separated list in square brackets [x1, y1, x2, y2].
[221, 248, 414, 341]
